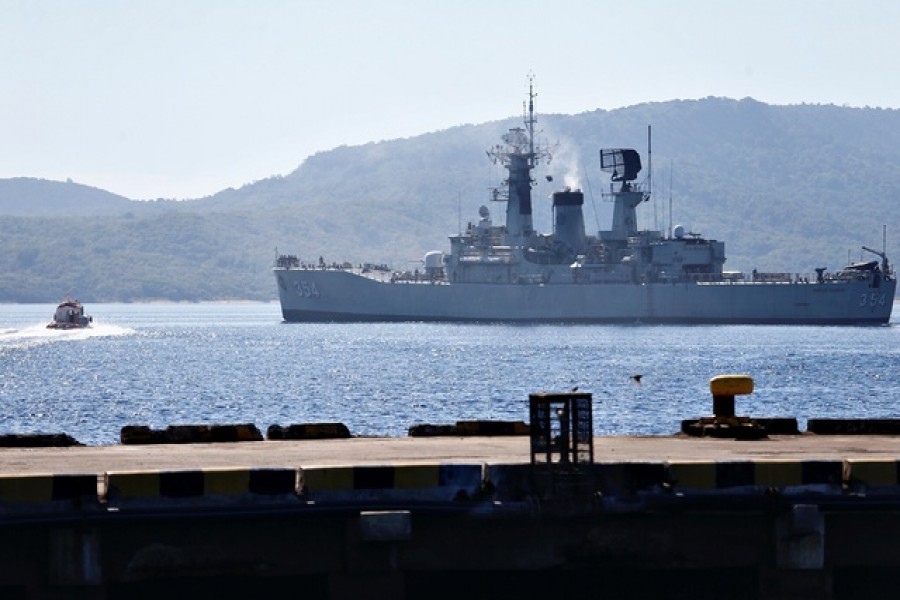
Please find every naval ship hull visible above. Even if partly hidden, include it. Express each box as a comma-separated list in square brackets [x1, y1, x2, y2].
[275, 268, 895, 325]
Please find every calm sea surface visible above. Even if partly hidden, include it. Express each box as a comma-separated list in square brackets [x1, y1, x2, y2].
[0, 302, 898, 446]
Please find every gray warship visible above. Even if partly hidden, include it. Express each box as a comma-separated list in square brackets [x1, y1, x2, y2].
[275, 84, 895, 324]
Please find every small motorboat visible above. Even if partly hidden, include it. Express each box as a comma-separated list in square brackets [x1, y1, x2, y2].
[47, 297, 93, 329]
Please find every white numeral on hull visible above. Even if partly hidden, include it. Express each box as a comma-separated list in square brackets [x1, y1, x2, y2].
[859, 293, 887, 307]
[294, 280, 320, 298]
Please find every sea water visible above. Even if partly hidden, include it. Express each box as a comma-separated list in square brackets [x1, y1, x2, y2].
[0, 302, 898, 446]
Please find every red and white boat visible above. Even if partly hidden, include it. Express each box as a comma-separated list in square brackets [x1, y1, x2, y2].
[47, 297, 93, 329]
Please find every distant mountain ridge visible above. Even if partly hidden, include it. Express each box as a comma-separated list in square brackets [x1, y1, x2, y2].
[0, 178, 136, 216]
[1, 96, 898, 303]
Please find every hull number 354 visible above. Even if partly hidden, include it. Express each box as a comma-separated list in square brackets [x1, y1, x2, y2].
[860, 293, 888, 308]
[294, 280, 320, 298]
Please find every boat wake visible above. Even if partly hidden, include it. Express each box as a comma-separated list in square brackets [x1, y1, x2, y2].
[0, 323, 135, 349]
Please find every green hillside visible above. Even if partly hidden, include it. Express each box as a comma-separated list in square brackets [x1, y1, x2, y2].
[0, 97, 897, 302]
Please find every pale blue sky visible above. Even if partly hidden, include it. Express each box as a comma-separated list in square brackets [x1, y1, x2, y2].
[2, 0, 898, 199]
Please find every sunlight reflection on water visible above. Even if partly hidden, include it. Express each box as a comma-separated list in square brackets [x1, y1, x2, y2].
[0, 302, 898, 445]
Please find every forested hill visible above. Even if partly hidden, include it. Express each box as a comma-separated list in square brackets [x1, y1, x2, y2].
[1, 96, 898, 303]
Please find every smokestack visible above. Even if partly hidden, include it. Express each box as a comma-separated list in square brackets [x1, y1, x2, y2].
[552, 189, 587, 255]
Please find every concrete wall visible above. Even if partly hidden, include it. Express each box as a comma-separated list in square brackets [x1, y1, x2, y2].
[0, 458, 899, 598]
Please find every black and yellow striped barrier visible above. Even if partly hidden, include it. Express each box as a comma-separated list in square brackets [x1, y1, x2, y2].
[592, 462, 668, 495]
[301, 464, 483, 501]
[0, 473, 97, 504]
[105, 467, 298, 502]
[843, 458, 900, 489]
[666, 460, 844, 491]
[7, 458, 900, 511]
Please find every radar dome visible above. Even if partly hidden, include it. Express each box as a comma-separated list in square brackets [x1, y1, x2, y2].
[673, 225, 685, 239]
[478, 205, 490, 219]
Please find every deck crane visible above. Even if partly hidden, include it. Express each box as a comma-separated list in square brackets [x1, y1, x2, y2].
[862, 245, 891, 277]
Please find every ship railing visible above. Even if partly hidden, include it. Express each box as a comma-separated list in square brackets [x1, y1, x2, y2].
[602, 180, 647, 196]
[310, 262, 354, 271]
[278, 260, 388, 272]
[387, 278, 448, 285]
[274, 254, 300, 269]
[824, 271, 873, 283]
[694, 272, 816, 285]
[748, 271, 793, 283]
[387, 270, 448, 284]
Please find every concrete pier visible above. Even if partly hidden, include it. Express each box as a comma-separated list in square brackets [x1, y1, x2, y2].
[0, 431, 900, 599]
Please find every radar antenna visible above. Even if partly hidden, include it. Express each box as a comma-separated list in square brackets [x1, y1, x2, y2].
[599, 148, 642, 186]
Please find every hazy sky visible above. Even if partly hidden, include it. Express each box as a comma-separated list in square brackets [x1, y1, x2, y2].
[2, 0, 898, 200]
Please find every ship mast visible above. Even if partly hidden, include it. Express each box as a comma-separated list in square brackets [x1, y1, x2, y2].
[487, 75, 552, 243]
[527, 77, 536, 168]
